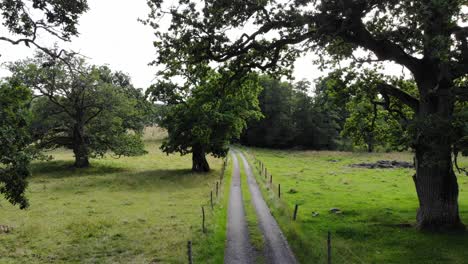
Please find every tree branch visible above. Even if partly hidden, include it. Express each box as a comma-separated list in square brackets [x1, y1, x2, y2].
[84, 108, 104, 125]
[377, 83, 420, 111]
[340, 20, 422, 75]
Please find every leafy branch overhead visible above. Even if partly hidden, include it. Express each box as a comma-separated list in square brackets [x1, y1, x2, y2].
[146, 0, 468, 231]
[146, 0, 468, 105]
[0, 0, 89, 57]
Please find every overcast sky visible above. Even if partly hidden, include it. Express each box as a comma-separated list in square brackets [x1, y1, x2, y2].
[0, 0, 405, 89]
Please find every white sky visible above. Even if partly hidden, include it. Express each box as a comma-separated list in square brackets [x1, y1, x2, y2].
[0, 0, 406, 89]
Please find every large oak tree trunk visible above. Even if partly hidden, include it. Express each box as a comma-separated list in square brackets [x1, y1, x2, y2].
[72, 124, 89, 168]
[412, 77, 464, 231]
[413, 143, 464, 231]
[192, 145, 210, 172]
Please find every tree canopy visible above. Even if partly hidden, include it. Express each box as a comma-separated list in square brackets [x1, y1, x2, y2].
[147, 0, 468, 230]
[0, 0, 88, 208]
[0, 80, 32, 209]
[317, 69, 414, 152]
[9, 53, 148, 168]
[148, 70, 262, 172]
[241, 76, 340, 150]
[0, 0, 88, 56]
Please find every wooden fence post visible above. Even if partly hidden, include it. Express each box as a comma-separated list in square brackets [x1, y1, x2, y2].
[202, 206, 206, 233]
[216, 181, 219, 198]
[270, 174, 273, 185]
[278, 184, 281, 198]
[293, 204, 299, 221]
[188, 241, 193, 264]
[327, 231, 332, 264]
[210, 191, 214, 209]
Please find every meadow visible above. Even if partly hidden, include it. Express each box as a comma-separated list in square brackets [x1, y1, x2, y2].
[3, 134, 468, 264]
[0, 138, 225, 264]
[243, 148, 468, 264]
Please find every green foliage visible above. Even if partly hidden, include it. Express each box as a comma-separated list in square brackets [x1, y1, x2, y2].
[148, 70, 262, 167]
[241, 76, 340, 149]
[0, 80, 32, 209]
[0, 0, 88, 208]
[9, 53, 147, 166]
[317, 69, 415, 152]
[0, 0, 88, 39]
[145, 0, 467, 155]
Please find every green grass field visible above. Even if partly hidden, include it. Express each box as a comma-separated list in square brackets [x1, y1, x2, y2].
[243, 148, 468, 264]
[0, 140, 225, 264]
[3, 137, 468, 264]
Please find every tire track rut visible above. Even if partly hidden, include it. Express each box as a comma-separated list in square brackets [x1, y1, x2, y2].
[224, 152, 255, 264]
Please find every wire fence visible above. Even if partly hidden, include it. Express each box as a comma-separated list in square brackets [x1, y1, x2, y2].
[187, 155, 229, 263]
[244, 149, 365, 264]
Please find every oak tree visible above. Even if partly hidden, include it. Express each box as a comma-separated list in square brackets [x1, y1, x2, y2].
[10, 53, 147, 168]
[148, 70, 262, 172]
[147, 0, 468, 231]
[0, 0, 87, 207]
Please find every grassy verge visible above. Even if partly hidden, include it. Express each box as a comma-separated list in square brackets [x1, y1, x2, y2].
[192, 155, 230, 263]
[238, 153, 266, 264]
[0, 140, 223, 264]
[241, 147, 468, 264]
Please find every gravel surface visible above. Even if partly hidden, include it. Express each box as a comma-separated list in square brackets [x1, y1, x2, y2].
[239, 152, 298, 264]
[224, 152, 255, 264]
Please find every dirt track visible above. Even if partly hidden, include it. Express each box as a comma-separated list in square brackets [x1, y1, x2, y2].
[238, 152, 298, 264]
[224, 152, 255, 264]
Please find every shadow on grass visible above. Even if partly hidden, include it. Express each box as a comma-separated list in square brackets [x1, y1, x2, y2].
[89, 168, 211, 191]
[33, 163, 216, 193]
[31, 160, 128, 179]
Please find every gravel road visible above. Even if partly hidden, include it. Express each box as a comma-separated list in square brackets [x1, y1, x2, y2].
[239, 152, 298, 264]
[224, 152, 255, 264]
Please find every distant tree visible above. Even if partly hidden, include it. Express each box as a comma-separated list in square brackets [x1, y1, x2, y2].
[10, 53, 147, 168]
[147, 0, 468, 231]
[0, 0, 87, 208]
[0, 80, 32, 208]
[241, 76, 295, 148]
[292, 80, 341, 149]
[148, 70, 262, 172]
[241, 76, 340, 149]
[319, 69, 413, 152]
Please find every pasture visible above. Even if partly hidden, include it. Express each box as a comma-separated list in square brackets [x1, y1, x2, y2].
[244, 148, 468, 264]
[0, 140, 225, 264]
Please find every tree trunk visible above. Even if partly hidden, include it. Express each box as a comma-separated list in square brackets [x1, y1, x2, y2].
[72, 124, 89, 168]
[192, 145, 210, 172]
[413, 144, 464, 231]
[367, 141, 374, 153]
[412, 77, 464, 231]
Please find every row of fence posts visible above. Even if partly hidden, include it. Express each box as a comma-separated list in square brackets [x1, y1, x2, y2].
[255, 157, 300, 220]
[187, 157, 228, 264]
[254, 155, 332, 264]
